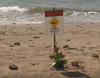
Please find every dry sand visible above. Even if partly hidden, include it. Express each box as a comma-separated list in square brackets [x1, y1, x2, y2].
[0, 24, 100, 78]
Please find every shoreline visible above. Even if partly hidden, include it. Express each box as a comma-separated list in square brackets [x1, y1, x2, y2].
[1, 21, 100, 26]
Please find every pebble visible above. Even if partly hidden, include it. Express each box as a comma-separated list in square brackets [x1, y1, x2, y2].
[9, 64, 18, 70]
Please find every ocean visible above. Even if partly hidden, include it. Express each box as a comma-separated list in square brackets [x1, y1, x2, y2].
[0, 0, 100, 24]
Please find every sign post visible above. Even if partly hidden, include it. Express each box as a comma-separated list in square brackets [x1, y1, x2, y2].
[53, 7, 56, 53]
[45, 7, 63, 54]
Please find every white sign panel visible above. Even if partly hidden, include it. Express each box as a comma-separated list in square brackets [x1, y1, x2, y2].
[45, 10, 63, 35]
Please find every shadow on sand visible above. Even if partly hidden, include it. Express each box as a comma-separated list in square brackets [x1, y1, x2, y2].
[55, 67, 91, 78]
[61, 71, 91, 78]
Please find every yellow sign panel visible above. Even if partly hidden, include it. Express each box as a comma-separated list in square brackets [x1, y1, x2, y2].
[49, 17, 59, 27]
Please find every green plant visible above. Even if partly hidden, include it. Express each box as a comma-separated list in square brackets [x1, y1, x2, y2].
[52, 45, 68, 69]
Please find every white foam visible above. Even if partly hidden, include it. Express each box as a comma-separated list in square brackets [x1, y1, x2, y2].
[71, 11, 87, 16]
[0, 6, 27, 13]
[0, 8, 100, 25]
[88, 11, 98, 14]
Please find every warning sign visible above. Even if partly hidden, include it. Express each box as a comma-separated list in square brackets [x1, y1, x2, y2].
[49, 17, 59, 27]
[45, 10, 63, 17]
[45, 10, 63, 35]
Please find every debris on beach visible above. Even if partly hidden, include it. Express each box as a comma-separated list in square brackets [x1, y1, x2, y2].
[29, 45, 35, 47]
[63, 45, 77, 50]
[30, 62, 39, 65]
[13, 23, 16, 25]
[92, 53, 99, 58]
[14, 42, 21, 45]
[33, 36, 40, 38]
[30, 62, 35, 65]
[71, 60, 85, 70]
[9, 45, 14, 47]
[49, 54, 55, 59]
[67, 39, 71, 41]
[71, 61, 80, 67]
[45, 45, 51, 48]
[39, 32, 44, 34]
[63, 45, 69, 48]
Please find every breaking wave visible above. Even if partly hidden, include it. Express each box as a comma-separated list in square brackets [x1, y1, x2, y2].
[0, 6, 100, 24]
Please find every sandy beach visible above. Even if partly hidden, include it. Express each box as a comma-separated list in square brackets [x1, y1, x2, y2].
[0, 23, 100, 78]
